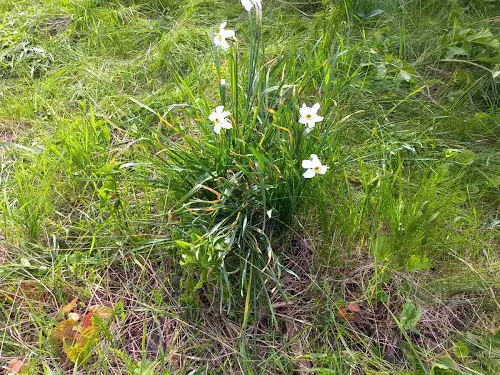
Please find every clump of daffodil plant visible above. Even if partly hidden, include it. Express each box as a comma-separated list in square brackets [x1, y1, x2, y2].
[133, 0, 339, 326]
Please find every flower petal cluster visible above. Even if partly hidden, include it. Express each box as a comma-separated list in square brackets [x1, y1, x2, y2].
[213, 22, 235, 50]
[302, 154, 328, 178]
[299, 103, 324, 132]
[241, 0, 262, 11]
[209, 106, 232, 134]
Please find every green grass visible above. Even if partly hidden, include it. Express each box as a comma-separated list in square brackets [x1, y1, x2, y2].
[1, 0, 499, 374]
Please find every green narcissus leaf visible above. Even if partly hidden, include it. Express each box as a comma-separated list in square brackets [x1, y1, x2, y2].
[371, 235, 391, 261]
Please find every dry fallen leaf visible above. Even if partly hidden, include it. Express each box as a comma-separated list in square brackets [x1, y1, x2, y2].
[52, 319, 78, 341]
[68, 312, 80, 321]
[337, 308, 354, 321]
[7, 358, 25, 374]
[347, 303, 361, 313]
[88, 305, 112, 319]
[61, 298, 78, 314]
[75, 325, 100, 345]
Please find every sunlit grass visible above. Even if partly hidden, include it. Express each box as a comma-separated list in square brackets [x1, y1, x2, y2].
[0, 0, 499, 374]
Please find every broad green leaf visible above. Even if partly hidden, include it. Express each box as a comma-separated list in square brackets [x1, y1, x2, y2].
[446, 46, 470, 58]
[431, 355, 458, 375]
[175, 240, 192, 251]
[454, 340, 470, 358]
[64, 325, 100, 363]
[406, 255, 432, 271]
[475, 53, 500, 63]
[64, 342, 87, 363]
[457, 149, 475, 166]
[466, 29, 499, 48]
[377, 290, 389, 303]
[399, 301, 423, 331]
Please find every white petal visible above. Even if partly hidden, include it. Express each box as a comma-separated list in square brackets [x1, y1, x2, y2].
[216, 106, 225, 114]
[241, 0, 253, 11]
[310, 157, 322, 169]
[318, 165, 328, 175]
[209, 112, 217, 122]
[221, 120, 232, 129]
[299, 103, 309, 117]
[311, 103, 320, 114]
[312, 114, 324, 123]
[266, 209, 272, 218]
[220, 39, 230, 50]
[214, 123, 222, 134]
[302, 159, 314, 169]
[298, 117, 307, 125]
[213, 36, 222, 47]
[220, 22, 227, 32]
[306, 121, 316, 128]
[303, 169, 316, 178]
[222, 29, 235, 39]
[310, 154, 319, 163]
[221, 111, 231, 118]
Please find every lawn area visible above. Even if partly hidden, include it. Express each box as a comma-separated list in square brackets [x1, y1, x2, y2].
[0, 0, 499, 374]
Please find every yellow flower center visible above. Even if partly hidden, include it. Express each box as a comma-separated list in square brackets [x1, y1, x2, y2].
[313, 166, 321, 173]
[214, 117, 220, 123]
[305, 114, 313, 120]
[217, 34, 223, 41]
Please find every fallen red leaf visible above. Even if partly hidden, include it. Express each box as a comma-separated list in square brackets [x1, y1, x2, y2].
[337, 308, 354, 321]
[7, 358, 25, 374]
[347, 303, 361, 313]
[82, 311, 94, 329]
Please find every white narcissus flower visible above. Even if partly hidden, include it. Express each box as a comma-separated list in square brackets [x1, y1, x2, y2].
[213, 22, 235, 50]
[209, 106, 232, 134]
[299, 103, 324, 132]
[302, 154, 328, 179]
[241, 0, 262, 11]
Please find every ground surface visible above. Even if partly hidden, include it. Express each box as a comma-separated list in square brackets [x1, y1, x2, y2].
[0, 0, 499, 374]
